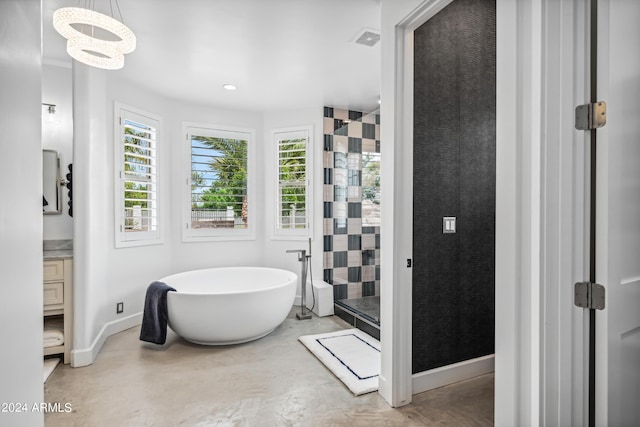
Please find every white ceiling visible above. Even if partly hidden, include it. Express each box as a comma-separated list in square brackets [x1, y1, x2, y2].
[42, 0, 382, 113]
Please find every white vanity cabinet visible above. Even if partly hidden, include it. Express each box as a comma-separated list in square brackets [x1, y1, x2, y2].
[43, 258, 73, 364]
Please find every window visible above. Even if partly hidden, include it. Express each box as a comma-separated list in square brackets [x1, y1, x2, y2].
[361, 152, 380, 226]
[183, 123, 255, 241]
[274, 126, 312, 237]
[114, 103, 162, 247]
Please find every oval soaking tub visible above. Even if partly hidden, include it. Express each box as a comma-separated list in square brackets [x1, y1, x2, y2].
[162, 267, 297, 345]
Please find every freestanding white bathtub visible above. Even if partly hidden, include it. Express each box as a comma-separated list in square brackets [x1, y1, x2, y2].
[162, 267, 297, 345]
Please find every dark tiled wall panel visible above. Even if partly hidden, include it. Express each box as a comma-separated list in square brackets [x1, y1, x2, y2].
[412, 0, 496, 373]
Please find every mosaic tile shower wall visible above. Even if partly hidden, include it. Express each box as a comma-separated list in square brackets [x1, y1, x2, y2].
[322, 107, 380, 301]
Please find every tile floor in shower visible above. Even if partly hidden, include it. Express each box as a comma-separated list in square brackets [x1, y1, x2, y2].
[336, 295, 380, 325]
[335, 295, 380, 339]
[44, 307, 493, 426]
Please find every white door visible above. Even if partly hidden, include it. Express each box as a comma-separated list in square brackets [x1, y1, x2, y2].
[595, 0, 640, 425]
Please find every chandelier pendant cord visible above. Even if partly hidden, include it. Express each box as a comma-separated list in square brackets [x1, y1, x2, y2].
[75, 0, 126, 39]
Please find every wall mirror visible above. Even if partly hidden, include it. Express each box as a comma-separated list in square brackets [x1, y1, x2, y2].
[43, 149, 62, 214]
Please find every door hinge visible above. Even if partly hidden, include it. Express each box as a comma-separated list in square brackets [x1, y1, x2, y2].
[575, 101, 607, 130]
[574, 282, 606, 310]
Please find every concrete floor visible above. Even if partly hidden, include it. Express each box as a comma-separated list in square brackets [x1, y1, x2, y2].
[44, 309, 493, 426]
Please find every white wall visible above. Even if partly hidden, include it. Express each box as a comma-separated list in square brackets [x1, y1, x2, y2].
[42, 63, 74, 240]
[0, 0, 45, 425]
[72, 65, 111, 362]
[72, 68, 330, 364]
[164, 97, 265, 273]
[262, 108, 324, 301]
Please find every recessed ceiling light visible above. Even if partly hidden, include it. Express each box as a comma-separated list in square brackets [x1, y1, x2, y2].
[223, 84, 237, 91]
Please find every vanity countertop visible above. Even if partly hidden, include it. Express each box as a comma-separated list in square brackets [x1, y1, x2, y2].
[44, 249, 73, 259]
[43, 239, 73, 259]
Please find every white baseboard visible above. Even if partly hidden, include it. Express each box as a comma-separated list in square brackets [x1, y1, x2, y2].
[70, 312, 142, 367]
[412, 354, 495, 395]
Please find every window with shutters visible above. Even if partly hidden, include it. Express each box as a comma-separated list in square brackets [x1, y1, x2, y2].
[274, 126, 312, 238]
[114, 103, 162, 247]
[183, 123, 255, 241]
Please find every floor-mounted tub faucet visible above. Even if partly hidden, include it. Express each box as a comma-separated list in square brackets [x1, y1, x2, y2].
[286, 248, 312, 320]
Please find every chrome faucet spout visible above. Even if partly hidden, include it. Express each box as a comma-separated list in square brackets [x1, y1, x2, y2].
[286, 249, 306, 261]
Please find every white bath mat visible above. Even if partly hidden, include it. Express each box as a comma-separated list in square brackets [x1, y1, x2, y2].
[299, 328, 380, 395]
[43, 358, 60, 383]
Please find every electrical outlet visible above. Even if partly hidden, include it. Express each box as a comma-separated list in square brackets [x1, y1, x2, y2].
[116, 302, 124, 314]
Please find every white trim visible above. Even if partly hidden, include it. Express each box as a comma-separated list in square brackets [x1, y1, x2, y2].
[70, 312, 142, 367]
[494, 0, 520, 424]
[378, 23, 412, 409]
[271, 125, 313, 239]
[525, 2, 543, 423]
[398, 0, 454, 29]
[540, 1, 590, 425]
[412, 355, 495, 395]
[379, 0, 470, 409]
[113, 101, 163, 248]
[594, 2, 611, 421]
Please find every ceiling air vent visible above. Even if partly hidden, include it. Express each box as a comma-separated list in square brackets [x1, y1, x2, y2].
[354, 30, 380, 47]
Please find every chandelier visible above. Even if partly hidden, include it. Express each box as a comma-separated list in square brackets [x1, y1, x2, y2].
[53, 2, 136, 70]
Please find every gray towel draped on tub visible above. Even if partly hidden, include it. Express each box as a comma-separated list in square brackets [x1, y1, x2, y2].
[140, 281, 176, 345]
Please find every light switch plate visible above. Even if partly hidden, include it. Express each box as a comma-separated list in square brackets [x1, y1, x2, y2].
[443, 216, 456, 233]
